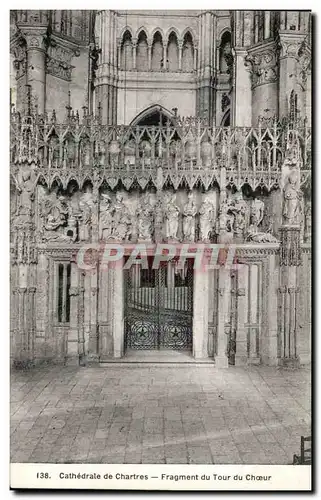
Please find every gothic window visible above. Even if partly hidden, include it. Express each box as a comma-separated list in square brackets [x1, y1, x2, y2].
[167, 32, 179, 71]
[219, 31, 232, 73]
[57, 263, 71, 323]
[290, 90, 299, 122]
[136, 30, 148, 71]
[151, 31, 163, 71]
[182, 31, 194, 72]
[121, 30, 133, 70]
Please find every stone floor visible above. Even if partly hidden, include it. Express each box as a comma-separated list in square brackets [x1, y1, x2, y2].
[10, 364, 311, 465]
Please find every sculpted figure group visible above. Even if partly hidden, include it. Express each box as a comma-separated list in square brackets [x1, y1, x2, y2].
[37, 186, 282, 244]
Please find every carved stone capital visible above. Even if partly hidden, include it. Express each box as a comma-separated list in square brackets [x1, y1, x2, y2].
[288, 287, 299, 294]
[278, 286, 287, 294]
[237, 288, 246, 296]
[278, 34, 303, 60]
[46, 36, 80, 82]
[245, 44, 278, 89]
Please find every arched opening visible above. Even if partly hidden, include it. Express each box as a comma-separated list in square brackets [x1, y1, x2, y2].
[130, 104, 176, 127]
[151, 31, 163, 71]
[182, 31, 194, 72]
[167, 32, 179, 71]
[219, 31, 232, 73]
[136, 30, 148, 71]
[121, 30, 133, 70]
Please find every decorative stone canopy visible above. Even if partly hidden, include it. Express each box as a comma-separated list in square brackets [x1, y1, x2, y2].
[10, 106, 311, 193]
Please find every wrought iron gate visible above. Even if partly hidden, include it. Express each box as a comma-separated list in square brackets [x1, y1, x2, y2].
[124, 258, 193, 350]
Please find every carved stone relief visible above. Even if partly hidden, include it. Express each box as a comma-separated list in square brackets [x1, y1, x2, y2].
[245, 49, 278, 88]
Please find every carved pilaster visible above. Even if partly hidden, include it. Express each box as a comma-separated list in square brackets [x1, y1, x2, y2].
[279, 226, 302, 267]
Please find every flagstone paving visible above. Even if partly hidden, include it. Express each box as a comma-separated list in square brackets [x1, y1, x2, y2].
[10, 364, 311, 464]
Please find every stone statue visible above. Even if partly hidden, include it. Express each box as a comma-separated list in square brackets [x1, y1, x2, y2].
[283, 169, 303, 225]
[40, 191, 71, 242]
[199, 197, 214, 241]
[183, 192, 197, 242]
[16, 166, 36, 217]
[246, 198, 278, 242]
[137, 194, 154, 242]
[78, 191, 93, 241]
[111, 193, 131, 241]
[250, 198, 265, 228]
[231, 190, 247, 240]
[217, 199, 234, 243]
[165, 194, 180, 241]
[99, 194, 113, 241]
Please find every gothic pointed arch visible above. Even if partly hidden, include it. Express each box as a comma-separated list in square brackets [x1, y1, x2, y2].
[167, 31, 179, 71]
[121, 29, 133, 70]
[136, 29, 148, 71]
[219, 30, 232, 73]
[129, 105, 175, 127]
[182, 30, 194, 72]
[151, 30, 163, 71]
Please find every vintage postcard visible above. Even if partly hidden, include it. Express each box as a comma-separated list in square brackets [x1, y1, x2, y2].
[10, 7, 312, 491]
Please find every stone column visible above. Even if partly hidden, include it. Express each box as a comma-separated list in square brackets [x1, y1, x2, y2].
[278, 34, 306, 119]
[234, 264, 248, 366]
[88, 267, 99, 363]
[178, 42, 183, 71]
[193, 45, 198, 72]
[132, 39, 137, 70]
[148, 43, 152, 71]
[264, 12, 271, 40]
[66, 262, 80, 365]
[113, 261, 125, 358]
[23, 30, 47, 114]
[215, 267, 229, 368]
[94, 10, 118, 125]
[262, 254, 279, 365]
[245, 41, 278, 125]
[192, 269, 209, 359]
[233, 49, 252, 126]
[162, 42, 167, 71]
[278, 162, 302, 366]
